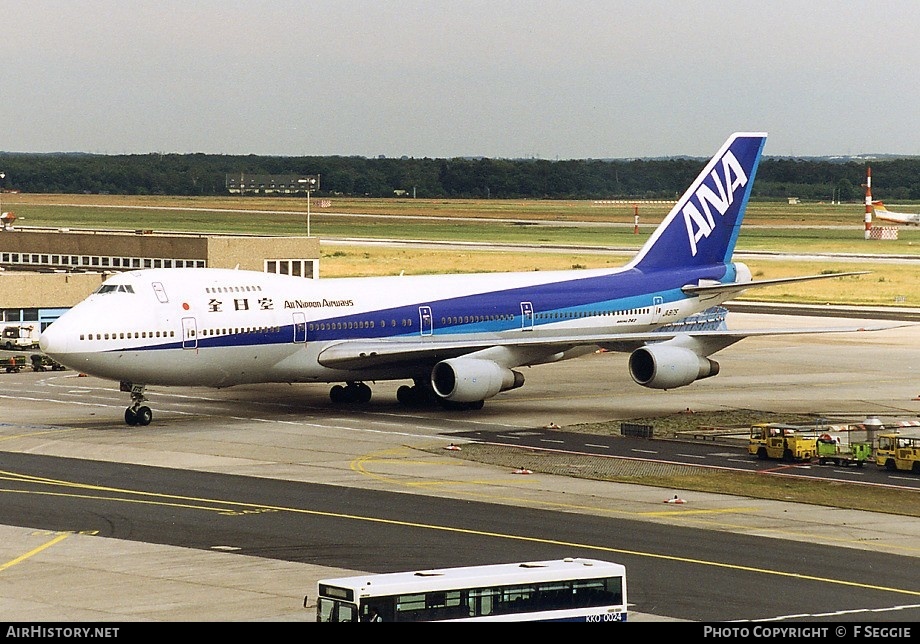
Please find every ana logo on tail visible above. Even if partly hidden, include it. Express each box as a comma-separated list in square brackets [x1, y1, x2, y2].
[682, 150, 748, 257]
[630, 132, 765, 273]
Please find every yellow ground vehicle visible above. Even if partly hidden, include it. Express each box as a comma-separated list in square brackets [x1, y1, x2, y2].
[875, 433, 920, 473]
[748, 423, 818, 462]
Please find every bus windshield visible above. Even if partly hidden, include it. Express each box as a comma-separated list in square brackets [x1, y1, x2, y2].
[314, 558, 627, 623]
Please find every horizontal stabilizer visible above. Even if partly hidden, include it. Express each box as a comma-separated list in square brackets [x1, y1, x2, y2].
[682, 271, 870, 299]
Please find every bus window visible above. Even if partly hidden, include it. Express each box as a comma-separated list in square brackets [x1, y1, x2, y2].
[316, 598, 358, 622]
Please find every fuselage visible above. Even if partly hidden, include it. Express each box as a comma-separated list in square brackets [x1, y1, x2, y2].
[875, 211, 920, 226]
[39, 262, 740, 388]
[872, 202, 920, 226]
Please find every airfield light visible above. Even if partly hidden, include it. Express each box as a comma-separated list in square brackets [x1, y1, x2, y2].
[864, 166, 872, 240]
[297, 175, 320, 237]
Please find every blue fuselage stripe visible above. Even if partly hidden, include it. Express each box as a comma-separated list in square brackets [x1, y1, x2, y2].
[109, 263, 729, 352]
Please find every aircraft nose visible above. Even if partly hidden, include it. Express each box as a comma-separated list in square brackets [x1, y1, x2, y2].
[39, 325, 63, 356]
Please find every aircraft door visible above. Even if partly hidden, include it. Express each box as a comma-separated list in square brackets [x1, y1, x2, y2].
[152, 282, 169, 303]
[651, 296, 664, 324]
[419, 306, 433, 336]
[293, 312, 307, 343]
[520, 302, 534, 331]
[181, 317, 198, 350]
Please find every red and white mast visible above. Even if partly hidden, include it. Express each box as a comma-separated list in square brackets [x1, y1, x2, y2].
[864, 166, 873, 240]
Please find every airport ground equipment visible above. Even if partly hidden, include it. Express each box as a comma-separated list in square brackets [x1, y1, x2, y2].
[875, 433, 920, 473]
[4, 355, 25, 373]
[30, 354, 65, 372]
[747, 423, 819, 462]
[814, 435, 872, 467]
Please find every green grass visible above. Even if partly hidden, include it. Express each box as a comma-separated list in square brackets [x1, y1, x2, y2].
[8, 194, 920, 254]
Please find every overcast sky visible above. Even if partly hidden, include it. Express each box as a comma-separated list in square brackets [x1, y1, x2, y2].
[2, 1, 918, 159]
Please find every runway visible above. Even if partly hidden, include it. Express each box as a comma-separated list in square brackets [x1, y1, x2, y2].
[0, 311, 918, 622]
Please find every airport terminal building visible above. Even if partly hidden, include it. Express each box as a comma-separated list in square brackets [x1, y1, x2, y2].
[0, 228, 321, 330]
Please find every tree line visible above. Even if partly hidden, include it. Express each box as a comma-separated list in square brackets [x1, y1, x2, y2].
[1, 151, 919, 202]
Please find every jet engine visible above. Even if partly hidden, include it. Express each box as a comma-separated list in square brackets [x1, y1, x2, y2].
[628, 344, 719, 390]
[431, 357, 525, 402]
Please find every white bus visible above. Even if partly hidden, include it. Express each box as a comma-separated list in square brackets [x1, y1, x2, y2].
[313, 557, 627, 622]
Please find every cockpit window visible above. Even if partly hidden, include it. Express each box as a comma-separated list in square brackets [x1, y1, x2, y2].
[94, 284, 136, 294]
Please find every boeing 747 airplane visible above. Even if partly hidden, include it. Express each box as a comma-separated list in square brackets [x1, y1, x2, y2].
[40, 132, 875, 425]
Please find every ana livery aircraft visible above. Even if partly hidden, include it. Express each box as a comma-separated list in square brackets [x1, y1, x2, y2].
[40, 132, 875, 426]
[872, 201, 920, 226]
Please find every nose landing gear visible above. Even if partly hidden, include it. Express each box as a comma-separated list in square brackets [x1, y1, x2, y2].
[120, 381, 153, 426]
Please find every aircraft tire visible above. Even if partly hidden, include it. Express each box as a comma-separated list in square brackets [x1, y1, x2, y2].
[397, 384, 431, 407]
[354, 382, 372, 404]
[136, 406, 153, 426]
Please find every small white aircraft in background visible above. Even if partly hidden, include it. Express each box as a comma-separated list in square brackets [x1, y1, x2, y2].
[41, 132, 879, 426]
[872, 201, 920, 226]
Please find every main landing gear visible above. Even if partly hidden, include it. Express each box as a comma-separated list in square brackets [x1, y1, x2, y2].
[396, 379, 485, 411]
[120, 381, 152, 426]
[329, 381, 372, 404]
[327, 379, 485, 410]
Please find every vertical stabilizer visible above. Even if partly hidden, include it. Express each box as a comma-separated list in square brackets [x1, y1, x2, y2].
[629, 132, 766, 272]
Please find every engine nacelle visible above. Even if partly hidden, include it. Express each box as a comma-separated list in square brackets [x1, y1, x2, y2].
[628, 344, 720, 390]
[431, 358, 525, 402]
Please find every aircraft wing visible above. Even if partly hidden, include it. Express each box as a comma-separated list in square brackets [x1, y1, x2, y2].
[316, 322, 898, 371]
